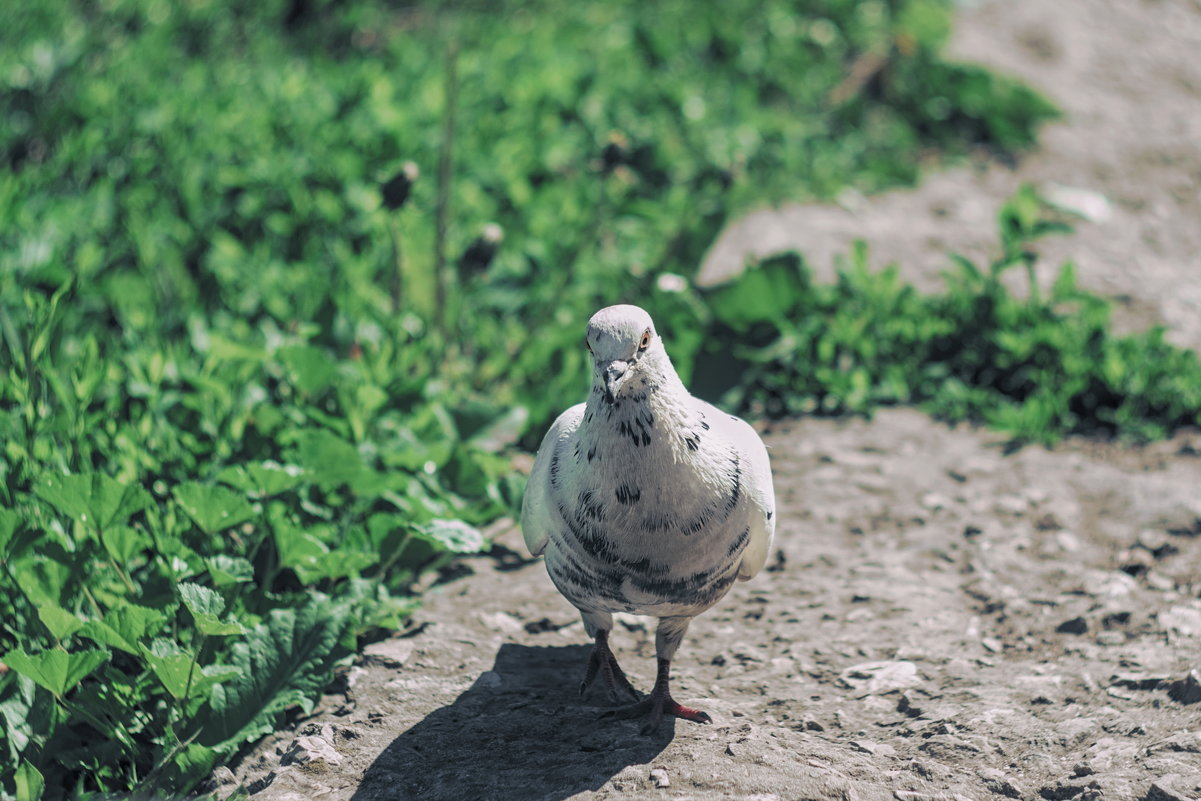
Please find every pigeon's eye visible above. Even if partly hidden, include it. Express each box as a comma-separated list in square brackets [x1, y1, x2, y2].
[638, 330, 651, 352]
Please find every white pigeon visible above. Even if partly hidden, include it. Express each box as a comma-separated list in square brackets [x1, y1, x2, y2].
[522, 304, 776, 732]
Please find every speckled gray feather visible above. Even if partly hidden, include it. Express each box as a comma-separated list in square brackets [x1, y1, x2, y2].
[522, 305, 775, 664]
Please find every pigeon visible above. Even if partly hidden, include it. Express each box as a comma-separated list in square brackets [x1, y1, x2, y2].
[522, 304, 776, 732]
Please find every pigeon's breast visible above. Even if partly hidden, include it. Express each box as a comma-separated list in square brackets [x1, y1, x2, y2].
[542, 396, 754, 616]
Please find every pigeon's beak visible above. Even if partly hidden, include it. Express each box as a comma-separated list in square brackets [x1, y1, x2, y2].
[601, 360, 629, 403]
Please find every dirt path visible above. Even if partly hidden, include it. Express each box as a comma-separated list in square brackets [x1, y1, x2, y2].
[223, 411, 1201, 801]
[220, 2, 1201, 799]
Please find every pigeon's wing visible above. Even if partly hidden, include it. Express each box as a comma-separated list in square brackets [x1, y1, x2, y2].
[704, 403, 776, 580]
[521, 403, 585, 556]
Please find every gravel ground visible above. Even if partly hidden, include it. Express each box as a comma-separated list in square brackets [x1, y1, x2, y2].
[218, 1, 1201, 799]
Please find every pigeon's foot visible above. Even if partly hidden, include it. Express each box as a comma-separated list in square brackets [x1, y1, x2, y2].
[580, 629, 641, 703]
[599, 658, 711, 734]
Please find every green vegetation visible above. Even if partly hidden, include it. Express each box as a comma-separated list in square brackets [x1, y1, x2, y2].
[699, 187, 1201, 443]
[6, 0, 1196, 798]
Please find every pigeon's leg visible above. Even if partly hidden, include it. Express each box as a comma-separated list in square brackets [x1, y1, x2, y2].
[579, 613, 640, 703]
[601, 617, 712, 734]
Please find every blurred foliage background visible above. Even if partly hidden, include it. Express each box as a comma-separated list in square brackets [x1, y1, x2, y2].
[3, 0, 1199, 798]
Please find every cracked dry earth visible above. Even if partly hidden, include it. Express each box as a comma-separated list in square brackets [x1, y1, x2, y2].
[223, 410, 1201, 801]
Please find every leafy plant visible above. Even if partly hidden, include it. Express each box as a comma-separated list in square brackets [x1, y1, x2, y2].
[0, 0, 1072, 798]
[696, 187, 1201, 444]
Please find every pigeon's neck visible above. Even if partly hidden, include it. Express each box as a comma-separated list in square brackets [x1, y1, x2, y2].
[580, 368, 700, 462]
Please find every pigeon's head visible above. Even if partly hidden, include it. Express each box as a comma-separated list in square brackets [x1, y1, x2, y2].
[585, 304, 671, 403]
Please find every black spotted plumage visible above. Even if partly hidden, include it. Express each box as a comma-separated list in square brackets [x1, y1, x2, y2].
[521, 304, 777, 733]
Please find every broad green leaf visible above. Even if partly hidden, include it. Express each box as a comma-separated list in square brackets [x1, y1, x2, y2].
[80, 603, 167, 654]
[0, 675, 37, 763]
[140, 639, 195, 699]
[141, 638, 240, 702]
[3, 647, 109, 698]
[36, 604, 85, 640]
[702, 253, 805, 332]
[161, 743, 221, 792]
[100, 525, 151, 565]
[14, 759, 44, 801]
[13, 556, 74, 610]
[198, 596, 353, 754]
[173, 482, 256, 534]
[207, 555, 255, 587]
[289, 429, 366, 490]
[217, 461, 306, 498]
[279, 344, 336, 395]
[34, 473, 152, 531]
[413, 519, 485, 554]
[179, 582, 246, 636]
[0, 508, 18, 553]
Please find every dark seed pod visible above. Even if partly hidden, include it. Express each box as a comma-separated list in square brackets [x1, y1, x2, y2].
[381, 161, 420, 211]
[458, 222, 504, 277]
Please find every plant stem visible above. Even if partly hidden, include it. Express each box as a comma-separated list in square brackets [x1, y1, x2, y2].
[375, 531, 414, 580]
[388, 216, 405, 315]
[433, 40, 459, 342]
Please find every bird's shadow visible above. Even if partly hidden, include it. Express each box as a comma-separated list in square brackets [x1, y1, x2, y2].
[350, 643, 675, 801]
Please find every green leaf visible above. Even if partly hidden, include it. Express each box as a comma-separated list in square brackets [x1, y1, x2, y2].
[13, 556, 74, 608]
[0, 508, 18, 554]
[100, 525, 151, 565]
[36, 604, 85, 641]
[14, 759, 44, 801]
[197, 596, 353, 754]
[33, 473, 152, 531]
[703, 253, 805, 332]
[140, 638, 240, 701]
[79, 603, 167, 655]
[413, 519, 486, 554]
[279, 344, 336, 395]
[3, 647, 109, 698]
[179, 582, 247, 636]
[0, 675, 38, 764]
[217, 461, 306, 498]
[207, 555, 255, 588]
[140, 638, 195, 699]
[173, 482, 257, 534]
[289, 429, 368, 491]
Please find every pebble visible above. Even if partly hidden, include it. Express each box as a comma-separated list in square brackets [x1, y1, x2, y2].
[841, 660, 921, 696]
[478, 611, 524, 634]
[1166, 669, 1201, 704]
[281, 735, 342, 767]
[1042, 183, 1113, 223]
[1146, 776, 1201, 801]
[649, 767, 670, 788]
[851, 739, 897, 757]
[978, 767, 1022, 798]
[994, 495, 1028, 516]
[362, 638, 416, 668]
[921, 492, 951, 511]
[894, 791, 940, 801]
[1056, 617, 1088, 635]
[1159, 603, 1201, 638]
